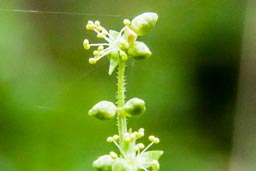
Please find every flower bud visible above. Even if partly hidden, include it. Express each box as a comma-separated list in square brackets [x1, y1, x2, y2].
[112, 159, 131, 171]
[92, 155, 114, 171]
[131, 12, 158, 35]
[124, 98, 146, 117]
[89, 101, 117, 120]
[128, 41, 151, 60]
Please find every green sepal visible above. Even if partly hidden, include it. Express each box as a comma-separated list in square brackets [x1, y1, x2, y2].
[138, 150, 163, 168]
[128, 41, 151, 60]
[108, 50, 119, 75]
[109, 30, 119, 41]
[112, 159, 131, 171]
[131, 12, 158, 36]
[107, 30, 120, 75]
[140, 150, 164, 161]
[92, 155, 115, 171]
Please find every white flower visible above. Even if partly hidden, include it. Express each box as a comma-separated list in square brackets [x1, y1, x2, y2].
[93, 128, 163, 171]
[83, 19, 133, 65]
[83, 12, 158, 75]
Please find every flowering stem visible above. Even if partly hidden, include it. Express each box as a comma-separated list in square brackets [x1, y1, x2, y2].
[117, 59, 127, 155]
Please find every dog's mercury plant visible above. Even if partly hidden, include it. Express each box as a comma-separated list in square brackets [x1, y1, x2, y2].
[83, 12, 163, 171]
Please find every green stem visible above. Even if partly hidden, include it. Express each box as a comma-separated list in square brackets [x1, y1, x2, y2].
[117, 59, 127, 154]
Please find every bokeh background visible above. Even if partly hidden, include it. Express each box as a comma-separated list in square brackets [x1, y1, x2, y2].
[1, 0, 256, 171]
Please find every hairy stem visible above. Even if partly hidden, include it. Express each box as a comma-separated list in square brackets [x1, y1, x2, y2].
[117, 59, 127, 155]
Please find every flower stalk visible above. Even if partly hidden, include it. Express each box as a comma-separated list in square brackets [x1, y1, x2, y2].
[117, 59, 127, 151]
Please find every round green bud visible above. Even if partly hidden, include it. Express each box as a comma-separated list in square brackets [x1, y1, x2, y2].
[124, 98, 146, 117]
[112, 159, 131, 171]
[89, 101, 117, 120]
[92, 155, 114, 171]
[131, 12, 158, 35]
[128, 41, 151, 60]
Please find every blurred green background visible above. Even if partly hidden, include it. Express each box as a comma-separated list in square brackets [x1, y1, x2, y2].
[0, 0, 254, 171]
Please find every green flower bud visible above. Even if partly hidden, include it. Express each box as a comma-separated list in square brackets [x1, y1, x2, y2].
[128, 41, 151, 60]
[92, 155, 114, 171]
[131, 12, 158, 35]
[112, 159, 131, 171]
[89, 101, 117, 120]
[124, 98, 146, 117]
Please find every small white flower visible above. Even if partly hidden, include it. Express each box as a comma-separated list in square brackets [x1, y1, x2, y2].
[100, 129, 163, 171]
[83, 12, 157, 75]
[83, 19, 133, 65]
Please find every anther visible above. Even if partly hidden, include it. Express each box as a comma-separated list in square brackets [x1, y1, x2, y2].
[137, 143, 145, 149]
[95, 20, 100, 26]
[123, 19, 131, 26]
[137, 128, 144, 138]
[154, 138, 160, 144]
[86, 20, 95, 30]
[149, 135, 155, 141]
[119, 51, 128, 61]
[98, 45, 104, 51]
[88, 20, 93, 25]
[97, 33, 104, 39]
[130, 132, 136, 140]
[149, 135, 160, 144]
[86, 24, 94, 30]
[152, 160, 159, 169]
[83, 39, 90, 50]
[89, 58, 97, 64]
[93, 50, 99, 57]
[125, 137, 131, 142]
[109, 151, 118, 159]
[119, 38, 129, 49]
[96, 26, 102, 32]
[106, 136, 114, 143]
[113, 135, 119, 141]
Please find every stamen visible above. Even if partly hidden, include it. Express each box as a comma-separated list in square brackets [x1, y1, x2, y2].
[112, 140, 126, 158]
[89, 58, 97, 64]
[137, 143, 145, 149]
[93, 50, 99, 57]
[109, 151, 118, 159]
[117, 26, 128, 39]
[97, 33, 105, 39]
[123, 19, 131, 26]
[107, 136, 114, 143]
[119, 50, 128, 61]
[94, 28, 111, 42]
[94, 20, 100, 26]
[152, 160, 159, 170]
[98, 45, 104, 51]
[119, 38, 129, 49]
[149, 135, 160, 144]
[140, 142, 154, 155]
[130, 132, 136, 140]
[137, 128, 145, 138]
[89, 43, 109, 47]
[83, 39, 90, 50]
[95, 47, 114, 60]
[113, 134, 119, 141]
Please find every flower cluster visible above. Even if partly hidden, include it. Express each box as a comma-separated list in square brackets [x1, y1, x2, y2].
[84, 12, 162, 171]
[93, 128, 163, 171]
[83, 12, 158, 75]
